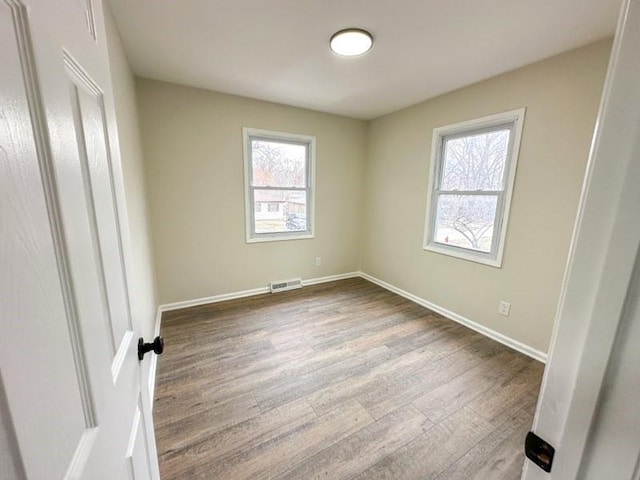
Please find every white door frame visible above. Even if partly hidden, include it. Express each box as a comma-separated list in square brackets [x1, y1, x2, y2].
[523, 0, 640, 478]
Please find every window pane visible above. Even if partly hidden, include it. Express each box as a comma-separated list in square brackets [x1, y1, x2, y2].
[441, 129, 510, 191]
[434, 194, 497, 253]
[251, 139, 306, 188]
[254, 189, 307, 234]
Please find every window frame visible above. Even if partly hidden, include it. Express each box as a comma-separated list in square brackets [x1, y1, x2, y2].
[423, 108, 526, 267]
[243, 127, 316, 243]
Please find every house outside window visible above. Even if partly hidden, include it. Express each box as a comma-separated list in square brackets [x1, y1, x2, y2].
[243, 128, 315, 242]
[423, 108, 526, 267]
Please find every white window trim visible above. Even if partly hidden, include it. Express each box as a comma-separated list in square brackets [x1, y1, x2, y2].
[242, 127, 316, 243]
[423, 108, 526, 267]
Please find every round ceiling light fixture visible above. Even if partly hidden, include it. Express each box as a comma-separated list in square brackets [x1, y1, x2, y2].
[330, 28, 373, 57]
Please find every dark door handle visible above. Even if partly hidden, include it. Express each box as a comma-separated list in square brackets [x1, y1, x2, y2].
[138, 336, 164, 360]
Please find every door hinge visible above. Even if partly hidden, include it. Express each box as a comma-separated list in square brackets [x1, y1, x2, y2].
[525, 431, 555, 473]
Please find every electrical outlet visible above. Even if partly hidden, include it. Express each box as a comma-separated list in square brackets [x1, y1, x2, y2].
[498, 301, 511, 317]
[315, 257, 322, 266]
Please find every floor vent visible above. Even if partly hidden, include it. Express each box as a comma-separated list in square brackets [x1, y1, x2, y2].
[269, 278, 303, 293]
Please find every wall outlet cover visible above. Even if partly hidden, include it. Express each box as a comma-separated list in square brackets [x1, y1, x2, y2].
[499, 301, 511, 317]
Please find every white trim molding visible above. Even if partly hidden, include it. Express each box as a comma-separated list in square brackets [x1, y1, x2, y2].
[160, 286, 269, 312]
[147, 271, 546, 406]
[148, 273, 360, 402]
[242, 127, 316, 244]
[423, 108, 526, 268]
[360, 272, 547, 363]
[302, 272, 361, 287]
[159, 272, 361, 312]
[148, 307, 162, 410]
[153, 270, 545, 362]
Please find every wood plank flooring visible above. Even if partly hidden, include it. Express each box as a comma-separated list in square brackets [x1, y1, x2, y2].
[154, 278, 544, 480]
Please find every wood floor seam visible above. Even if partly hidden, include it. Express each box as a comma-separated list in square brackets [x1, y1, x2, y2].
[154, 278, 543, 479]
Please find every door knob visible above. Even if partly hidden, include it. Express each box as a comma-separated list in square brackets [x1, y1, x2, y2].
[138, 336, 164, 360]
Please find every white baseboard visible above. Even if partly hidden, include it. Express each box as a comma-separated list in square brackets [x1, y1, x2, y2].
[160, 286, 270, 312]
[148, 270, 545, 407]
[148, 272, 361, 405]
[302, 272, 360, 286]
[159, 271, 361, 313]
[359, 271, 547, 363]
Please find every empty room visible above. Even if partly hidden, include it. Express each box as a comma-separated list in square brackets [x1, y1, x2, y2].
[3, 0, 640, 479]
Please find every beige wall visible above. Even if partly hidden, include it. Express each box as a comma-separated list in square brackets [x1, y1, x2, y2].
[361, 40, 612, 354]
[104, 8, 159, 340]
[136, 40, 610, 354]
[137, 80, 368, 303]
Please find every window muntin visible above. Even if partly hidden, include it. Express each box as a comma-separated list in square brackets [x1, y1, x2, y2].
[433, 193, 499, 253]
[243, 128, 315, 242]
[424, 109, 525, 267]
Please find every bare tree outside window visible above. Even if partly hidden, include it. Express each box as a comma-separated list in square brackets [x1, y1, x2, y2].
[251, 139, 308, 233]
[434, 130, 510, 252]
[424, 109, 524, 266]
[251, 140, 306, 188]
[243, 128, 315, 242]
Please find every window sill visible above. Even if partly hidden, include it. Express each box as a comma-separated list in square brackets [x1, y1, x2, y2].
[423, 243, 503, 268]
[246, 233, 315, 244]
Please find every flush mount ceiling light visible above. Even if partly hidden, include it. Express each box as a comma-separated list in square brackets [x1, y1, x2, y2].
[330, 28, 373, 56]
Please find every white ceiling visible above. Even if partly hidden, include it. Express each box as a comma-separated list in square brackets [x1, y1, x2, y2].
[108, 0, 621, 120]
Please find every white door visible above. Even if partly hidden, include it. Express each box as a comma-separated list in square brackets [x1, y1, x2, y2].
[522, 0, 640, 478]
[1, 0, 160, 478]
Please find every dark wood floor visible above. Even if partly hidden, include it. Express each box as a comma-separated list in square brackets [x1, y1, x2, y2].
[154, 278, 543, 480]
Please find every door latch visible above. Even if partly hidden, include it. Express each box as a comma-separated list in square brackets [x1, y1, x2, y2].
[525, 431, 555, 473]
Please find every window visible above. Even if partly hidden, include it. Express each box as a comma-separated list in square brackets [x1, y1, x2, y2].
[243, 128, 315, 242]
[423, 108, 525, 267]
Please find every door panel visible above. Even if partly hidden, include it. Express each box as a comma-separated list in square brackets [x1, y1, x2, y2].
[1, 1, 99, 478]
[66, 55, 133, 371]
[74, 0, 97, 40]
[126, 396, 154, 480]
